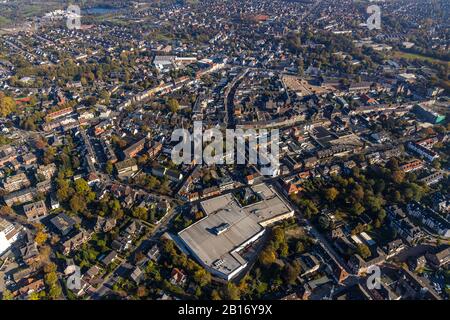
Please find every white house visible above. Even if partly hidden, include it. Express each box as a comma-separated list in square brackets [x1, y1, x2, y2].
[0, 218, 21, 255]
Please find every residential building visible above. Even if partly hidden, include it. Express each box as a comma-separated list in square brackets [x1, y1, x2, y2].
[387, 205, 424, 245]
[115, 158, 138, 178]
[101, 250, 118, 266]
[2, 172, 31, 193]
[407, 142, 439, 162]
[36, 163, 57, 181]
[3, 188, 35, 206]
[425, 247, 450, 269]
[170, 268, 187, 286]
[122, 138, 146, 159]
[406, 202, 450, 238]
[400, 159, 423, 173]
[50, 213, 77, 236]
[61, 230, 92, 255]
[412, 104, 445, 124]
[23, 200, 48, 222]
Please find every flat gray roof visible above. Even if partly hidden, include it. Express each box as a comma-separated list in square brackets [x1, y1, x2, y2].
[178, 183, 293, 279]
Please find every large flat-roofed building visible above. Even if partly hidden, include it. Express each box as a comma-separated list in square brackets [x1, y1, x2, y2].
[115, 158, 138, 178]
[178, 183, 294, 281]
[3, 187, 35, 206]
[122, 138, 146, 160]
[412, 104, 445, 124]
[0, 218, 21, 255]
[2, 172, 31, 193]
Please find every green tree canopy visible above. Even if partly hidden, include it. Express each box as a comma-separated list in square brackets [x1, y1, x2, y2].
[0, 92, 16, 117]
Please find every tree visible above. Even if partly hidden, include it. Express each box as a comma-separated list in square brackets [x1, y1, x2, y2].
[374, 219, 382, 228]
[271, 227, 285, 248]
[295, 241, 305, 254]
[194, 211, 204, 220]
[146, 175, 160, 190]
[70, 194, 87, 213]
[137, 154, 149, 166]
[247, 278, 264, 296]
[105, 161, 114, 175]
[297, 58, 304, 75]
[44, 263, 62, 300]
[0, 205, 14, 216]
[282, 261, 301, 285]
[34, 138, 47, 150]
[74, 178, 91, 195]
[99, 90, 111, 105]
[318, 215, 331, 230]
[194, 286, 202, 297]
[357, 243, 371, 259]
[279, 242, 289, 258]
[0, 92, 17, 117]
[386, 158, 399, 170]
[290, 195, 318, 217]
[43, 147, 56, 165]
[350, 202, 365, 216]
[222, 282, 240, 300]
[37, 246, 51, 267]
[324, 187, 339, 201]
[132, 207, 148, 221]
[148, 208, 156, 223]
[1, 289, 13, 300]
[394, 190, 402, 202]
[211, 289, 222, 300]
[28, 292, 40, 300]
[392, 170, 405, 184]
[167, 98, 180, 113]
[56, 177, 72, 202]
[432, 159, 441, 170]
[285, 32, 302, 54]
[259, 245, 276, 266]
[162, 239, 177, 259]
[193, 269, 211, 287]
[48, 283, 62, 300]
[136, 286, 147, 298]
[377, 209, 386, 222]
[50, 234, 61, 246]
[44, 271, 58, 285]
[374, 180, 385, 194]
[351, 185, 364, 202]
[35, 230, 48, 246]
[43, 262, 57, 273]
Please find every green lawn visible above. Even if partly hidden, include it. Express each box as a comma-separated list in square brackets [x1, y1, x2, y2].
[0, 16, 11, 28]
[393, 51, 450, 66]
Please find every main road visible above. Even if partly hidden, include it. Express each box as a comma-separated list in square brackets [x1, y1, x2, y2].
[224, 68, 249, 128]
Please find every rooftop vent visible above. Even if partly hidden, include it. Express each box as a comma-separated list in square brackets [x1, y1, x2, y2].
[213, 259, 224, 268]
[213, 223, 230, 235]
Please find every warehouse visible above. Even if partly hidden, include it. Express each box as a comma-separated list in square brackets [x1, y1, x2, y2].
[178, 183, 294, 280]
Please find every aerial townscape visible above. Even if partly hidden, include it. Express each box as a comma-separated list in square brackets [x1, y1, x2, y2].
[0, 0, 448, 303]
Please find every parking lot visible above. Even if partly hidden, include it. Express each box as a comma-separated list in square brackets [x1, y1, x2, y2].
[0, 255, 19, 294]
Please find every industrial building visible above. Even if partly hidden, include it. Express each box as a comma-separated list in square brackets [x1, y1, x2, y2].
[178, 183, 294, 280]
